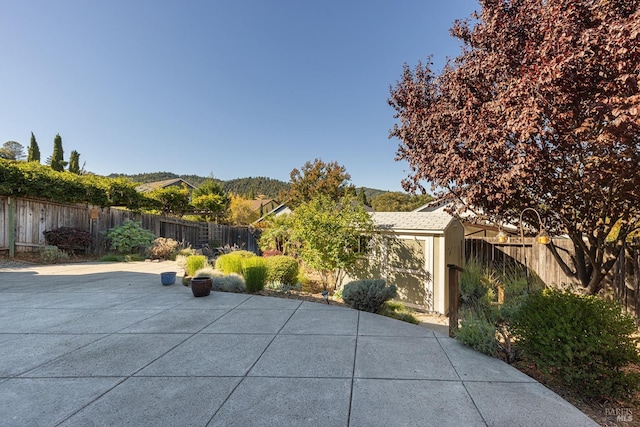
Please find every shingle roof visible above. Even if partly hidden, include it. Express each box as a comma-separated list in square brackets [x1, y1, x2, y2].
[370, 211, 454, 233]
[135, 179, 195, 193]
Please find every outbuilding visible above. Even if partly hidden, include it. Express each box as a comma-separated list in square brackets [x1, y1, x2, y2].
[345, 211, 464, 315]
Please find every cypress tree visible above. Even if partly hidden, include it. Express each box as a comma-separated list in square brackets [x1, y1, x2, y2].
[50, 134, 66, 171]
[27, 132, 40, 162]
[68, 150, 80, 174]
[357, 187, 369, 207]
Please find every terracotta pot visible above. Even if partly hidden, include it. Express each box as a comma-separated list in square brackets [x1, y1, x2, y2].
[190, 277, 212, 297]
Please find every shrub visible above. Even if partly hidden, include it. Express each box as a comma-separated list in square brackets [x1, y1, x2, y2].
[459, 260, 493, 312]
[215, 253, 253, 275]
[147, 237, 179, 259]
[455, 312, 498, 357]
[105, 220, 155, 254]
[212, 273, 246, 293]
[455, 260, 533, 363]
[342, 279, 397, 313]
[511, 289, 640, 400]
[185, 255, 208, 277]
[242, 257, 268, 292]
[265, 255, 299, 286]
[43, 227, 92, 249]
[39, 245, 70, 264]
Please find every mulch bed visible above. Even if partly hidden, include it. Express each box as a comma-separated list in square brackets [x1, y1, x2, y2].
[511, 361, 640, 426]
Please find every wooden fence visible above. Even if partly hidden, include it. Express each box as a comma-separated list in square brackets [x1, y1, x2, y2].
[466, 237, 640, 317]
[0, 196, 260, 256]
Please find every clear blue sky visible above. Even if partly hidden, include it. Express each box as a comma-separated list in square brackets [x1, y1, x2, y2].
[1, 0, 479, 192]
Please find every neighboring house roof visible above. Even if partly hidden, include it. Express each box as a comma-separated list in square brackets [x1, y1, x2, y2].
[370, 211, 457, 234]
[136, 178, 196, 193]
[253, 203, 292, 224]
[412, 199, 449, 213]
[248, 198, 279, 213]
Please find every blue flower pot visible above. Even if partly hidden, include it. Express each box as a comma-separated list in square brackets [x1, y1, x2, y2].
[160, 271, 177, 286]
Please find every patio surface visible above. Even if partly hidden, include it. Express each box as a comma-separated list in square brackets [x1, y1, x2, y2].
[0, 260, 597, 426]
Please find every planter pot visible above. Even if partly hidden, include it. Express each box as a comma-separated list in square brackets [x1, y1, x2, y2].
[190, 277, 212, 297]
[160, 271, 177, 286]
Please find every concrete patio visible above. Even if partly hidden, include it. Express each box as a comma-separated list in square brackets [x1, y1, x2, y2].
[0, 260, 597, 426]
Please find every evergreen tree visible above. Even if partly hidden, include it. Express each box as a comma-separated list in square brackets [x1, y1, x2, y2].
[68, 150, 80, 174]
[49, 134, 66, 172]
[27, 132, 40, 162]
[357, 187, 369, 207]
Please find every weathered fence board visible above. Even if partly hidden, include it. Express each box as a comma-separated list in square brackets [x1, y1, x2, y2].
[0, 197, 259, 256]
[466, 237, 640, 317]
[466, 237, 580, 288]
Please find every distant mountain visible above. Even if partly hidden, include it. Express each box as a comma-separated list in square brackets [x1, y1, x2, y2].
[362, 188, 388, 201]
[107, 172, 390, 201]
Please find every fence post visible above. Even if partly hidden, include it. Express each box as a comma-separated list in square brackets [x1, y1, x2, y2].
[8, 197, 16, 258]
[447, 263, 464, 338]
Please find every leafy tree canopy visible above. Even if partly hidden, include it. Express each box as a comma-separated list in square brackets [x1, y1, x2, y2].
[0, 141, 25, 160]
[388, 0, 640, 293]
[279, 158, 355, 208]
[148, 185, 191, 217]
[291, 194, 374, 289]
[228, 193, 260, 225]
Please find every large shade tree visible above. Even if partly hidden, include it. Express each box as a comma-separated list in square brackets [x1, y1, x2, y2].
[389, 0, 640, 294]
[279, 158, 355, 208]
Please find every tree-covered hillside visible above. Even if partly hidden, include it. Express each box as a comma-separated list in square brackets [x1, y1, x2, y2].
[108, 172, 393, 201]
[108, 172, 290, 199]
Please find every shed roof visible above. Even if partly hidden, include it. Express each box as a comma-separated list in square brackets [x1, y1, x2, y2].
[370, 211, 455, 233]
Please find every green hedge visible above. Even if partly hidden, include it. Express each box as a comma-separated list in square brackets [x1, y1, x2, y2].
[0, 159, 155, 209]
